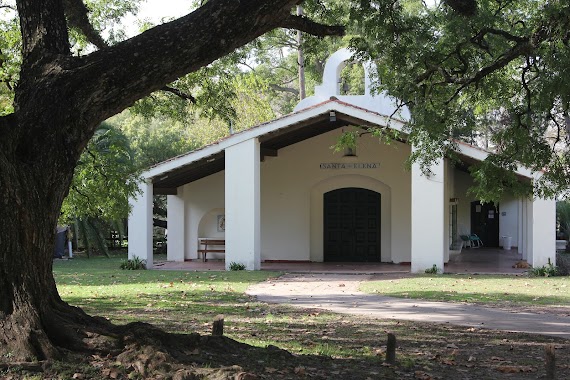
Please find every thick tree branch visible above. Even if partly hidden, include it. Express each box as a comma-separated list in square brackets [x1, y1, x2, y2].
[416, 2, 570, 107]
[269, 83, 299, 95]
[16, 0, 70, 63]
[278, 14, 345, 37]
[62, 0, 108, 49]
[476, 27, 527, 43]
[161, 86, 197, 103]
[70, 0, 346, 127]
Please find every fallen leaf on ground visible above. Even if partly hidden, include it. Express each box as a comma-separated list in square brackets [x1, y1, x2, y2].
[496, 365, 535, 373]
[414, 370, 433, 379]
[294, 366, 306, 375]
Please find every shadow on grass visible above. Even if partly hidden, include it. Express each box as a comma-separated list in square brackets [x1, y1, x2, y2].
[53, 257, 570, 379]
[61, 291, 570, 380]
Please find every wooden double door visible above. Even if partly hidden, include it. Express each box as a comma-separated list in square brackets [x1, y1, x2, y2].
[323, 187, 381, 262]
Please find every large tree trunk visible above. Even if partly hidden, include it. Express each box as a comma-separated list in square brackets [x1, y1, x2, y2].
[0, 0, 343, 361]
[0, 111, 112, 360]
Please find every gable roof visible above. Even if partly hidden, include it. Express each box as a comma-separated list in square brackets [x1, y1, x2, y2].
[145, 98, 408, 193]
[145, 45, 538, 193]
[145, 97, 535, 194]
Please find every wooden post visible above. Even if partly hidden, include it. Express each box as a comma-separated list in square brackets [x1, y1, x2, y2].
[545, 344, 556, 379]
[212, 314, 224, 336]
[386, 333, 396, 364]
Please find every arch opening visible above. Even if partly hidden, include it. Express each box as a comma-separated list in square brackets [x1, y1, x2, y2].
[323, 187, 381, 262]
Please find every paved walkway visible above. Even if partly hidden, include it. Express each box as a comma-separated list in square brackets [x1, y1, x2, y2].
[246, 273, 570, 339]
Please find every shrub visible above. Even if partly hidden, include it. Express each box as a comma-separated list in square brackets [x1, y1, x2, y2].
[120, 256, 146, 270]
[530, 258, 559, 277]
[229, 262, 246, 271]
[425, 264, 439, 274]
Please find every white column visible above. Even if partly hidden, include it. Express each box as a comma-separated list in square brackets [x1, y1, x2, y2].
[167, 188, 185, 262]
[443, 159, 452, 262]
[128, 180, 154, 268]
[521, 198, 531, 260]
[531, 197, 556, 267]
[225, 138, 261, 270]
[526, 198, 533, 260]
[411, 156, 445, 273]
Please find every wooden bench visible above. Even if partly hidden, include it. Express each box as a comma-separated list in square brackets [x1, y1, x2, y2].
[197, 238, 225, 262]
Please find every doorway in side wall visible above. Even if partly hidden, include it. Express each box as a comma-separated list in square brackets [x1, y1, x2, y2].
[470, 201, 500, 247]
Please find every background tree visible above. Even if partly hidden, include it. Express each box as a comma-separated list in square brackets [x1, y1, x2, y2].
[0, 0, 343, 361]
[112, 72, 276, 230]
[59, 123, 139, 256]
[350, 0, 570, 201]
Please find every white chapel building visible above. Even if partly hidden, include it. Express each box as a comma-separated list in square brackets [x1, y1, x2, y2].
[128, 49, 556, 272]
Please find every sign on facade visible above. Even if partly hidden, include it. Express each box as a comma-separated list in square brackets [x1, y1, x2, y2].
[319, 163, 381, 169]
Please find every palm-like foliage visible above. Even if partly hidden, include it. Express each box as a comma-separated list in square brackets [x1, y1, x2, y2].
[61, 123, 140, 257]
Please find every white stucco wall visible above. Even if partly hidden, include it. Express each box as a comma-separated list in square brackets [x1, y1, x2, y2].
[261, 128, 411, 263]
[499, 196, 519, 247]
[198, 208, 225, 239]
[166, 190, 185, 261]
[128, 180, 154, 267]
[180, 172, 225, 260]
[453, 170, 473, 237]
[444, 159, 454, 262]
[411, 156, 445, 272]
[172, 143, 546, 267]
[531, 197, 556, 267]
[225, 138, 261, 270]
[175, 127, 412, 263]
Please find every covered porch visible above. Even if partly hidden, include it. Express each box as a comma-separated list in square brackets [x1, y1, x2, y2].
[151, 247, 529, 275]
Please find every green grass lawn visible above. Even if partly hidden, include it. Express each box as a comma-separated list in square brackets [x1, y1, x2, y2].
[53, 253, 382, 359]
[359, 274, 570, 308]
[49, 253, 570, 379]
[54, 253, 281, 332]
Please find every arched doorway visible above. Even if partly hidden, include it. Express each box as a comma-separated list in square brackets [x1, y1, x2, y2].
[323, 187, 381, 262]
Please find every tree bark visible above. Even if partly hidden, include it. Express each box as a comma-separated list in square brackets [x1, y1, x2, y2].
[0, 0, 343, 360]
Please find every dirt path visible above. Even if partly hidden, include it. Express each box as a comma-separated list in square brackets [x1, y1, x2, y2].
[247, 273, 570, 339]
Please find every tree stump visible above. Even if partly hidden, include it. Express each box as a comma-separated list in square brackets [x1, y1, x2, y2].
[545, 344, 556, 379]
[386, 333, 396, 364]
[212, 314, 224, 336]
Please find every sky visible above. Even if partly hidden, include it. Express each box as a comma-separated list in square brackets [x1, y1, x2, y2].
[124, 0, 190, 37]
[137, 0, 190, 21]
